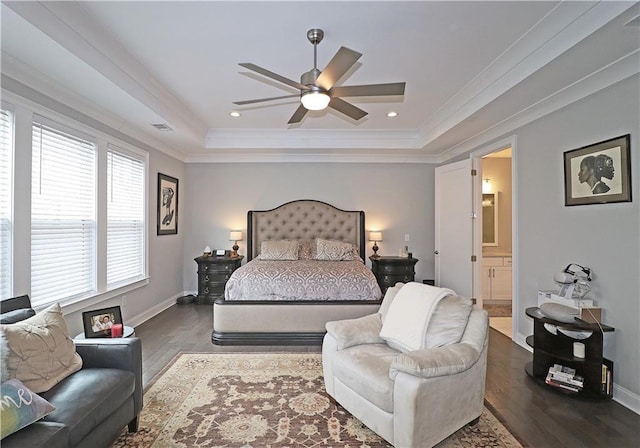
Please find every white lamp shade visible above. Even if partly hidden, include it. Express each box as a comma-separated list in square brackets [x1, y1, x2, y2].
[369, 232, 382, 242]
[301, 91, 330, 111]
[229, 231, 243, 241]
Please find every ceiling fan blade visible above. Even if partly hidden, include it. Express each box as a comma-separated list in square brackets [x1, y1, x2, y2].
[287, 104, 309, 124]
[330, 82, 405, 97]
[328, 97, 368, 121]
[233, 94, 300, 106]
[315, 47, 362, 91]
[239, 63, 308, 91]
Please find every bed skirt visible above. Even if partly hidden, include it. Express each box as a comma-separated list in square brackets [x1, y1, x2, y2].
[212, 299, 382, 345]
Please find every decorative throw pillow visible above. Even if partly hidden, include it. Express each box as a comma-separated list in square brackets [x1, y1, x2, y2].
[424, 295, 473, 348]
[297, 239, 316, 259]
[314, 238, 357, 261]
[0, 328, 8, 383]
[0, 378, 56, 439]
[258, 240, 299, 260]
[1, 303, 82, 393]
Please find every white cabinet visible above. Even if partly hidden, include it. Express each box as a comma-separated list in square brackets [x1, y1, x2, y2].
[482, 257, 512, 301]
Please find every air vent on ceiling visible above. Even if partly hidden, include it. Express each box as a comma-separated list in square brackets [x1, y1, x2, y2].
[151, 123, 173, 131]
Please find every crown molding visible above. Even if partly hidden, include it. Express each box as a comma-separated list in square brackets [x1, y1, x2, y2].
[185, 150, 439, 164]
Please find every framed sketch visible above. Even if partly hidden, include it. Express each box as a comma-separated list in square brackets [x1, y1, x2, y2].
[157, 173, 179, 235]
[564, 134, 631, 206]
[82, 306, 123, 338]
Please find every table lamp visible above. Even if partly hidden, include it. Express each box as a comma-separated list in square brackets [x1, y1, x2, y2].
[369, 231, 382, 258]
[229, 231, 243, 257]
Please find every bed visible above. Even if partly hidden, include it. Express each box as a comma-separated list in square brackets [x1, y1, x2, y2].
[212, 199, 383, 345]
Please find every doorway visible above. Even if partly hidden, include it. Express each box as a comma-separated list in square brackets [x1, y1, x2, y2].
[480, 148, 513, 338]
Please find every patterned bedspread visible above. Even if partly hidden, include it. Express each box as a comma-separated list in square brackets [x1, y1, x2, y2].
[224, 259, 382, 301]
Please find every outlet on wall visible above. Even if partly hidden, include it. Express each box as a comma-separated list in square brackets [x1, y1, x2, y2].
[404, 234, 410, 242]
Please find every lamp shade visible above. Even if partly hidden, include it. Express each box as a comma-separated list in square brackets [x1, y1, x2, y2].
[369, 231, 382, 242]
[229, 231, 243, 241]
[300, 91, 330, 111]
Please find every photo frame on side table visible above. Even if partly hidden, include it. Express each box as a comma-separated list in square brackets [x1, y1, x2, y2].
[82, 306, 123, 338]
[157, 173, 179, 235]
[564, 134, 631, 206]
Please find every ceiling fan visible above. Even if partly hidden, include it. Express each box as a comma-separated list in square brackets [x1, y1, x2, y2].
[233, 29, 406, 124]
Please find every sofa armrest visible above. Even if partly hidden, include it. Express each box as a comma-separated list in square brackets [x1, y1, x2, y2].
[74, 337, 143, 415]
[389, 343, 480, 380]
[325, 313, 384, 350]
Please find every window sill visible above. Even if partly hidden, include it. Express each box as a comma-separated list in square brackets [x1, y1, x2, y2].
[33, 277, 150, 315]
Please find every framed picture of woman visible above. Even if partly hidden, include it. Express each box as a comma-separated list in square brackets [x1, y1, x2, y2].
[564, 134, 631, 206]
[157, 173, 179, 235]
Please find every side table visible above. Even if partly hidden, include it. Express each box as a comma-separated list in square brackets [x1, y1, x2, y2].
[75, 325, 135, 340]
[370, 256, 419, 293]
[195, 255, 243, 304]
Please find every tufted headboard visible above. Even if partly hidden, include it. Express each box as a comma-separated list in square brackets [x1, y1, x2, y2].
[247, 200, 365, 261]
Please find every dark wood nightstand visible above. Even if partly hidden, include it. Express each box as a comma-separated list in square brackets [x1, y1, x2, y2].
[369, 256, 419, 293]
[194, 255, 243, 304]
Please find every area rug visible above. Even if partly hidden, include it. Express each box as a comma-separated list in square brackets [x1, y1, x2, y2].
[113, 353, 522, 447]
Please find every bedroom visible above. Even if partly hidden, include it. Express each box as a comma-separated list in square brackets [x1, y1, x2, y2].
[1, 1, 639, 446]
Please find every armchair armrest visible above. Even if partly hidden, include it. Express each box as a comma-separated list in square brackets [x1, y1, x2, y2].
[389, 343, 480, 380]
[325, 313, 384, 350]
[74, 337, 143, 415]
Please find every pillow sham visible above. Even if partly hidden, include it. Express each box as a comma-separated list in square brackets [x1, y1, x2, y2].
[1, 303, 82, 393]
[0, 379, 56, 439]
[258, 239, 299, 260]
[314, 238, 358, 261]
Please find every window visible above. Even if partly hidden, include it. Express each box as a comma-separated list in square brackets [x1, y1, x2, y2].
[31, 117, 96, 306]
[0, 108, 13, 299]
[107, 145, 145, 286]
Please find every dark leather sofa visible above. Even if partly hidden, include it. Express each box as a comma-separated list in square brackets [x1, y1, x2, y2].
[1, 295, 143, 448]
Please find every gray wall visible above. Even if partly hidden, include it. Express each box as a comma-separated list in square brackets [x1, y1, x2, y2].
[503, 75, 639, 401]
[182, 163, 436, 292]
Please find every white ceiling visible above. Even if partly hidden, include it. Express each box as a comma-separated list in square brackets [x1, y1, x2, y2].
[1, 1, 638, 163]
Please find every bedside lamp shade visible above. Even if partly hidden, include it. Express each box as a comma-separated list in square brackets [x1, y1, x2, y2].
[369, 232, 382, 258]
[229, 231, 243, 257]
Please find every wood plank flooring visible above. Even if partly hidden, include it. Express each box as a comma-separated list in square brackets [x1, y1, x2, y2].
[135, 303, 640, 447]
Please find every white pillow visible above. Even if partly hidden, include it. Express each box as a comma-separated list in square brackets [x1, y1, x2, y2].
[1, 303, 82, 393]
[379, 282, 455, 352]
[424, 295, 473, 348]
[258, 240, 299, 260]
[314, 238, 357, 261]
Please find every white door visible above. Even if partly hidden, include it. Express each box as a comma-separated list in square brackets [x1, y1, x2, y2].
[435, 159, 474, 299]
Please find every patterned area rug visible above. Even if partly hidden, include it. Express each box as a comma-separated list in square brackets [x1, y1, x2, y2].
[113, 353, 522, 447]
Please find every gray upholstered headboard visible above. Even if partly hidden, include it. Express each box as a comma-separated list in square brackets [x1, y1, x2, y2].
[247, 200, 365, 261]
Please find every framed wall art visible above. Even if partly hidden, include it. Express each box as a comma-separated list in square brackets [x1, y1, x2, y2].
[564, 134, 631, 206]
[157, 173, 179, 235]
[82, 306, 123, 338]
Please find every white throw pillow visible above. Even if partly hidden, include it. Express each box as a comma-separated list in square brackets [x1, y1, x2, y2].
[258, 240, 299, 260]
[379, 282, 454, 352]
[1, 303, 82, 393]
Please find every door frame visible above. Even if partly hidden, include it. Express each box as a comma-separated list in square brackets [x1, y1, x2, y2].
[470, 135, 518, 340]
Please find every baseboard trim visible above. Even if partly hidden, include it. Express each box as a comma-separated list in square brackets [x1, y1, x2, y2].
[613, 384, 640, 415]
[126, 294, 179, 328]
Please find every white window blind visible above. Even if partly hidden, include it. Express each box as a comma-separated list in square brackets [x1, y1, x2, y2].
[107, 145, 145, 286]
[31, 117, 96, 305]
[0, 109, 13, 299]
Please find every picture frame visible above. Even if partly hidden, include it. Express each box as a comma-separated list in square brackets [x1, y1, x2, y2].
[564, 134, 631, 206]
[157, 173, 179, 235]
[82, 306, 123, 338]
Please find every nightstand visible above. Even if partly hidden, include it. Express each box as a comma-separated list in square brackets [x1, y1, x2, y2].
[369, 256, 419, 293]
[194, 255, 243, 304]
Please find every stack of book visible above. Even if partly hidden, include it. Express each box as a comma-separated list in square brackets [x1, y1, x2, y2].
[602, 364, 612, 395]
[545, 364, 584, 392]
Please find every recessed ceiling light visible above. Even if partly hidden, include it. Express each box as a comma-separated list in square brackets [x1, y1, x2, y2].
[229, 111, 241, 118]
[386, 111, 398, 118]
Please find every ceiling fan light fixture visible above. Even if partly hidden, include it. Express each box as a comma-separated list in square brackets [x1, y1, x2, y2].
[301, 91, 330, 111]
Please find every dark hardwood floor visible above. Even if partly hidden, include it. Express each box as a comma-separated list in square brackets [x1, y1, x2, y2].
[135, 303, 640, 447]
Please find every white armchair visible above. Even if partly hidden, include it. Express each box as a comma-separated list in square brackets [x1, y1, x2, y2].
[322, 282, 489, 447]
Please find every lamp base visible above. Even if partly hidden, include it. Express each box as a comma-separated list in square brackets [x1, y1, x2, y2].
[231, 244, 239, 258]
[371, 243, 380, 258]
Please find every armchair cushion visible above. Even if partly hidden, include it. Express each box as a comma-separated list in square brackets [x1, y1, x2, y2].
[425, 295, 473, 348]
[1, 303, 82, 393]
[333, 344, 398, 412]
[389, 343, 480, 380]
[325, 313, 384, 350]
